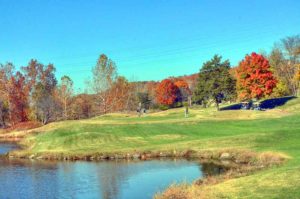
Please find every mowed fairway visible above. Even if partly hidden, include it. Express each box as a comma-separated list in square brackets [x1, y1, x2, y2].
[6, 98, 300, 198]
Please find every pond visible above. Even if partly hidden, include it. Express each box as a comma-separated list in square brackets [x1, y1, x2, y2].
[0, 143, 224, 199]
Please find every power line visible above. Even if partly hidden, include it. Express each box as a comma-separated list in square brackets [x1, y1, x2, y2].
[33, 22, 277, 63]
[55, 35, 275, 75]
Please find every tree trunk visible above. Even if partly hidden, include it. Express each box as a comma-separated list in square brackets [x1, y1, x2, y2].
[0, 102, 4, 128]
[185, 106, 189, 118]
[64, 97, 68, 120]
[215, 98, 220, 111]
[188, 96, 192, 107]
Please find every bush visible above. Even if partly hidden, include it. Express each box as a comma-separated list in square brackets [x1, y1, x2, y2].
[154, 184, 190, 199]
[159, 105, 169, 110]
[183, 102, 189, 107]
[172, 102, 183, 108]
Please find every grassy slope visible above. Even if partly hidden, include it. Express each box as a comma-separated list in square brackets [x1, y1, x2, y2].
[5, 98, 300, 198]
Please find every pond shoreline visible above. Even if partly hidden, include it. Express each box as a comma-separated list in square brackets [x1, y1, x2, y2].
[0, 136, 286, 165]
[5, 143, 287, 167]
[0, 137, 288, 198]
[0, 136, 287, 171]
[154, 151, 287, 199]
[6, 145, 288, 199]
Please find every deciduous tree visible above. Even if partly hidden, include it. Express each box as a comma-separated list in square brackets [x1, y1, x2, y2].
[156, 79, 179, 106]
[269, 35, 300, 96]
[106, 76, 133, 112]
[58, 75, 74, 119]
[8, 72, 29, 124]
[92, 54, 117, 114]
[236, 52, 277, 101]
[174, 79, 191, 105]
[70, 94, 93, 119]
[23, 61, 58, 124]
[269, 48, 290, 97]
[137, 92, 151, 109]
[0, 63, 14, 126]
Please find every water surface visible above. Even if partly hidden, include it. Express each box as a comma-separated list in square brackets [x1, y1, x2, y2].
[0, 143, 223, 199]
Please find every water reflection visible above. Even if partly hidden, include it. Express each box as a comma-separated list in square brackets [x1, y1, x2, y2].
[0, 144, 225, 199]
[201, 161, 227, 177]
[0, 142, 18, 154]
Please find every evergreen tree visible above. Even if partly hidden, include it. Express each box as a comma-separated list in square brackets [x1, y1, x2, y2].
[193, 55, 236, 110]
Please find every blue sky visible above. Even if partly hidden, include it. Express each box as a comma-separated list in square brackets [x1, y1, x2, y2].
[1, 0, 300, 90]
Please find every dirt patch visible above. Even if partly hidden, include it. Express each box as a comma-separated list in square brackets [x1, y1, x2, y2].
[2, 121, 42, 133]
[152, 134, 185, 140]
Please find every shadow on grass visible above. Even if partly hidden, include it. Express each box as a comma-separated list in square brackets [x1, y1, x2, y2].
[220, 96, 296, 111]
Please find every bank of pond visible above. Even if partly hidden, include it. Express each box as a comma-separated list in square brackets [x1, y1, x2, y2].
[0, 143, 228, 199]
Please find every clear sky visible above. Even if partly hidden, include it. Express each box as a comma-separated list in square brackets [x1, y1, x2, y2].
[1, 0, 300, 90]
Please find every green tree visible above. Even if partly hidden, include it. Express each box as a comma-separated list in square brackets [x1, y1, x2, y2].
[193, 55, 236, 110]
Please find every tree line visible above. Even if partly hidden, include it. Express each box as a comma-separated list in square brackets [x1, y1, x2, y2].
[157, 35, 300, 110]
[0, 35, 299, 127]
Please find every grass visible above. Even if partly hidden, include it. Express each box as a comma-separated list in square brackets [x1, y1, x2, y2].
[3, 97, 300, 198]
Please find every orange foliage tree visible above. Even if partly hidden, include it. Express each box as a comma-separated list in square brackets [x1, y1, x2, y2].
[236, 52, 277, 100]
[174, 79, 189, 89]
[296, 63, 300, 81]
[69, 94, 93, 119]
[106, 76, 134, 112]
[156, 79, 179, 106]
[174, 79, 191, 103]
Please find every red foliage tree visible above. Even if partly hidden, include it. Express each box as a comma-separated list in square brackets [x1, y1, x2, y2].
[156, 79, 179, 106]
[236, 52, 277, 100]
[8, 72, 29, 124]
